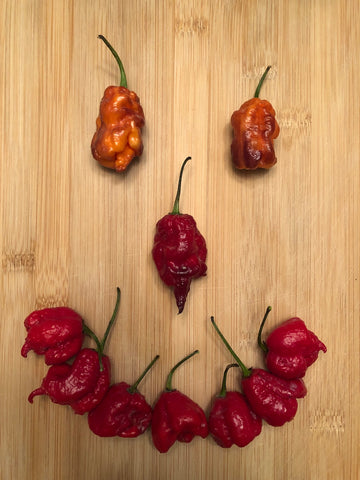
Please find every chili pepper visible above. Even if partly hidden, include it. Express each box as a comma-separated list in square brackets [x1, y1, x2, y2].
[88, 355, 159, 438]
[152, 157, 207, 313]
[208, 363, 262, 448]
[231, 66, 280, 170]
[91, 35, 145, 172]
[211, 316, 307, 427]
[21, 307, 84, 365]
[151, 350, 209, 453]
[257, 307, 327, 380]
[28, 288, 121, 413]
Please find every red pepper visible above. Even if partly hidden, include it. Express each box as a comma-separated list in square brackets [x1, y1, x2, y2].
[152, 157, 207, 313]
[21, 307, 84, 365]
[88, 355, 159, 438]
[91, 35, 145, 172]
[257, 307, 327, 379]
[211, 317, 307, 427]
[151, 350, 209, 453]
[231, 66, 280, 170]
[208, 363, 262, 448]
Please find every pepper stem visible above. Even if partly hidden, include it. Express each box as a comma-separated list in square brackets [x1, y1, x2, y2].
[128, 355, 160, 394]
[210, 317, 251, 378]
[254, 65, 271, 98]
[98, 35, 128, 88]
[165, 349, 199, 391]
[257, 306, 272, 353]
[218, 363, 239, 397]
[171, 156, 191, 215]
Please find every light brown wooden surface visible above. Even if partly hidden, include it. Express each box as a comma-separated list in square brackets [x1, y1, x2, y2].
[1, 1, 359, 479]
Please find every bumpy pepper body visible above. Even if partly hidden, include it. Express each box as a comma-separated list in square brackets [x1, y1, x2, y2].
[152, 157, 207, 313]
[231, 66, 280, 170]
[21, 307, 84, 365]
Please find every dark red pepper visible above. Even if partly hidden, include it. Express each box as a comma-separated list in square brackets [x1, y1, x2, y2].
[211, 316, 307, 427]
[208, 363, 262, 448]
[257, 307, 327, 380]
[152, 157, 207, 313]
[88, 355, 159, 438]
[151, 350, 209, 453]
[21, 307, 84, 365]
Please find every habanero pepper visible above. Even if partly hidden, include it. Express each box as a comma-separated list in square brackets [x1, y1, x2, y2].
[231, 66, 280, 170]
[211, 316, 307, 427]
[208, 363, 262, 448]
[88, 355, 159, 438]
[21, 306, 84, 365]
[152, 157, 207, 313]
[257, 306, 327, 380]
[151, 350, 209, 453]
[91, 35, 145, 172]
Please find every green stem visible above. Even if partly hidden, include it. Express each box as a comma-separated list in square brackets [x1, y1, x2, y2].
[165, 349, 199, 391]
[171, 157, 191, 215]
[210, 317, 251, 378]
[128, 355, 160, 394]
[218, 363, 239, 397]
[82, 322, 102, 353]
[257, 306, 272, 353]
[254, 65, 271, 98]
[98, 35, 128, 88]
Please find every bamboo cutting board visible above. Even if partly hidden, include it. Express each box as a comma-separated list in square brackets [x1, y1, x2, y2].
[1, 1, 359, 479]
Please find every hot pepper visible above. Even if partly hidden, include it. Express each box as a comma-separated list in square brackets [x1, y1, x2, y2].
[208, 363, 262, 448]
[88, 355, 159, 438]
[211, 317, 307, 427]
[91, 35, 145, 172]
[257, 307, 327, 380]
[231, 66, 280, 170]
[152, 157, 207, 313]
[151, 350, 209, 453]
[21, 306, 84, 365]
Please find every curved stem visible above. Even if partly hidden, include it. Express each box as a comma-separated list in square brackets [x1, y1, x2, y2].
[165, 349, 199, 391]
[171, 157, 191, 215]
[210, 317, 251, 378]
[128, 355, 160, 394]
[99, 287, 121, 353]
[82, 322, 102, 352]
[218, 363, 239, 397]
[257, 306, 272, 353]
[98, 35, 128, 88]
[254, 65, 271, 98]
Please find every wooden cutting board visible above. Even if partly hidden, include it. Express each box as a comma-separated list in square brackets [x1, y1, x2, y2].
[1, 1, 359, 479]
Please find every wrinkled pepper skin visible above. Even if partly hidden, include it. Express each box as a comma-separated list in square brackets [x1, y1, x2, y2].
[151, 390, 209, 453]
[21, 307, 84, 365]
[91, 85, 145, 172]
[241, 368, 307, 427]
[88, 382, 152, 438]
[208, 391, 262, 448]
[265, 318, 327, 380]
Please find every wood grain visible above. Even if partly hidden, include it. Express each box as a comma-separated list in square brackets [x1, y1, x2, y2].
[1, 1, 359, 479]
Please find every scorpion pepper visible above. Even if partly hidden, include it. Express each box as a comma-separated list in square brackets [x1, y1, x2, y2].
[21, 306, 84, 365]
[257, 307, 327, 380]
[208, 363, 262, 448]
[231, 66, 280, 170]
[152, 157, 207, 313]
[151, 350, 209, 453]
[88, 355, 159, 438]
[211, 316, 307, 427]
[91, 35, 145, 172]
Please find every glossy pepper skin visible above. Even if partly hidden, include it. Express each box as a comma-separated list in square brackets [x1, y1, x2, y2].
[91, 35, 145, 172]
[151, 350, 209, 453]
[208, 364, 262, 448]
[88, 355, 159, 438]
[258, 307, 327, 380]
[231, 66, 280, 170]
[152, 157, 207, 313]
[21, 307, 84, 365]
[211, 317, 307, 427]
